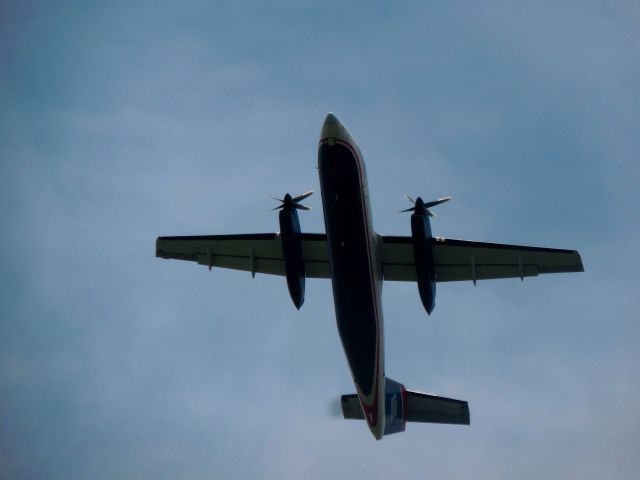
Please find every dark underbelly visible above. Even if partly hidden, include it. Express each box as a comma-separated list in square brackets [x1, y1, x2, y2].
[318, 142, 377, 396]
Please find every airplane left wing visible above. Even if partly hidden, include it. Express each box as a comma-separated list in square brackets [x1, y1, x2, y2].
[156, 233, 331, 278]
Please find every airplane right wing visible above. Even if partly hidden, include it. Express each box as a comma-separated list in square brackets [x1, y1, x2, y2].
[381, 236, 584, 282]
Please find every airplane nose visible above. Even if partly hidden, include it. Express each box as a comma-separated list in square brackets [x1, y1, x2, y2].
[324, 112, 339, 125]
[320, 112, 348, 142]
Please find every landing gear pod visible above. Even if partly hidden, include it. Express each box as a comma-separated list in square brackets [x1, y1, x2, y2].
[273, 192, 313, 310]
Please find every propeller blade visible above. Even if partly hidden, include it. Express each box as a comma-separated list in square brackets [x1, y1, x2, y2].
[292, 191, 314, 203]
[423, 196, 452, 209]
[404, 194, 416, 204]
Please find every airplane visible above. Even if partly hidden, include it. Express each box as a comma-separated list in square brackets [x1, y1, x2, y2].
[156, 113, 584, 440]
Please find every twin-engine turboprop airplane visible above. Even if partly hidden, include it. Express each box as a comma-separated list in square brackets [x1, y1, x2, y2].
[156, 113, 584, 440]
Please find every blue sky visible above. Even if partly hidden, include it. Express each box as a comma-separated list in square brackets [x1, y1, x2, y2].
[1, 1, 639, 478]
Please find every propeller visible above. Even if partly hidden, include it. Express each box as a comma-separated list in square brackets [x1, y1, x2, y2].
[272, 191, 314, 211]
[400, 195, 451, 217]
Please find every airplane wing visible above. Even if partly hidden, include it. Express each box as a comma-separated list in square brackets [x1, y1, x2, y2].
[381, 236, 584, 282]
[155, 233, 331, 278]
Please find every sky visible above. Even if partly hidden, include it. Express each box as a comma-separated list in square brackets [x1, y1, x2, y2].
[1, 1, 639, 478]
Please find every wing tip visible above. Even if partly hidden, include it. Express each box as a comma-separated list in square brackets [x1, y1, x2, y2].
[155, 236, 163, 258]
[574, 250, 585, 272]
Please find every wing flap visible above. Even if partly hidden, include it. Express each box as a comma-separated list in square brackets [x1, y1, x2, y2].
[195, 254, 285, 276]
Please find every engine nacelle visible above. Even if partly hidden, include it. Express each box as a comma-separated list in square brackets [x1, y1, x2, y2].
[411, 213, 437, 315]
[279, 207, 306, 309]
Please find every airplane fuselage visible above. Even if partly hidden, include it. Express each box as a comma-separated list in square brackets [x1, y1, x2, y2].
[318, 115, 385, 439]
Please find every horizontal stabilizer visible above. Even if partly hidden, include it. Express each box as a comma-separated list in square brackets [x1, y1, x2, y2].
[340, 390, 470, 425]
[341, 394, 365, 420]
[405, 390, 470, 425]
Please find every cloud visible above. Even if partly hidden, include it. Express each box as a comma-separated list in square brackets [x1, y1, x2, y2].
[1, 1, 639, 478]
